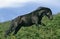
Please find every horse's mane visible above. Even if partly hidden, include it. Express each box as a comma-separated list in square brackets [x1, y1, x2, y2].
[18, 7, 52, 17]
[30, 7, 51, 13]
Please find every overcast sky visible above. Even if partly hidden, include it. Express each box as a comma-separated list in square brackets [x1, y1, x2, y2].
[0, 0, 60, 22]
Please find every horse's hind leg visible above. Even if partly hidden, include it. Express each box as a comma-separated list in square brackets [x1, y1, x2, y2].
[13, 25, 21, 35]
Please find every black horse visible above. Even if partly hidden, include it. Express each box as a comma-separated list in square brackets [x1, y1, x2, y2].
[5, 7, 53, 37]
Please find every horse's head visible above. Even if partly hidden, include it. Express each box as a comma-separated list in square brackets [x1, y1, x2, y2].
[35, 7, 53, 20]
[45, 10, 53, 20]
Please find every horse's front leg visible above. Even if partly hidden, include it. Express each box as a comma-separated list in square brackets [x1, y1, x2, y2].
[39, 21, 46, 26]
[34, 19, 40, 30]
[32, 16, 40, 30]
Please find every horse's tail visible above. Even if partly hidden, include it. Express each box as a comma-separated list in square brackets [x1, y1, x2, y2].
[4, 21, 14, 37]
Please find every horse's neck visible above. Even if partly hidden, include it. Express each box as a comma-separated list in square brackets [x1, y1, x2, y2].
[39, 13, 44, 21]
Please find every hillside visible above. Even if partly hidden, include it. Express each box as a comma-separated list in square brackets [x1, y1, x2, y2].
[0, 13, 60, 39]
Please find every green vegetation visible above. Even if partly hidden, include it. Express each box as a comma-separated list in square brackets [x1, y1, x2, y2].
[0, 13, 60, 39]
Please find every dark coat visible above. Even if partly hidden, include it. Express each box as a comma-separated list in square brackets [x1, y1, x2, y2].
[5, 7, 53, 37]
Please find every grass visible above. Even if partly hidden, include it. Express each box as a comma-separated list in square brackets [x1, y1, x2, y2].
[0, 13, 60, 39]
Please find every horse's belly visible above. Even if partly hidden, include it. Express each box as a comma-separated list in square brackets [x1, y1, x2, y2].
[22, 22, 33, 27]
